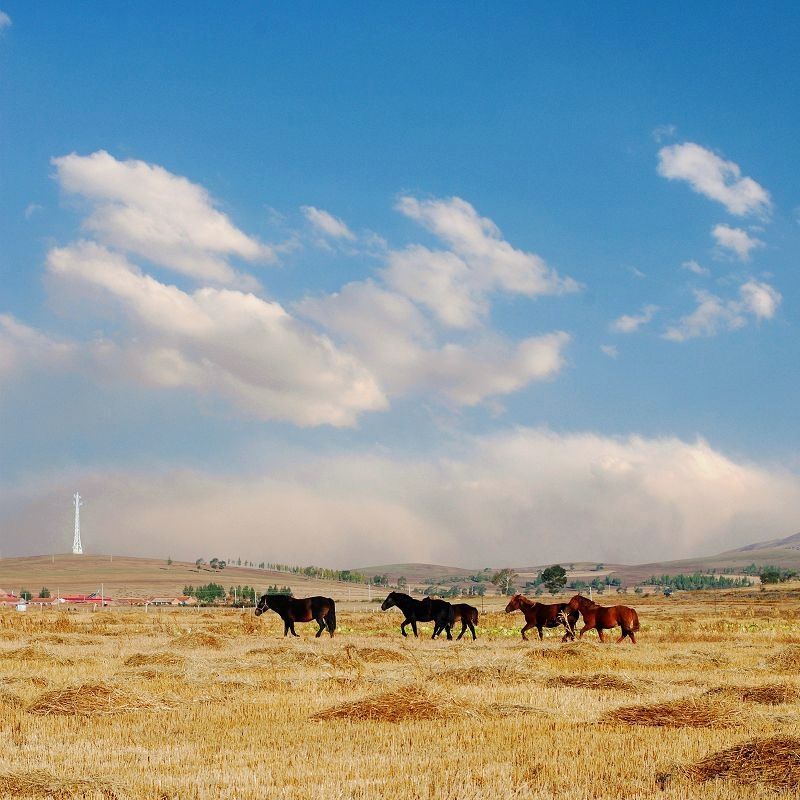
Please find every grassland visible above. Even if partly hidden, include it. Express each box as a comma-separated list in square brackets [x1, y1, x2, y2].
[0, 592, 798, 799]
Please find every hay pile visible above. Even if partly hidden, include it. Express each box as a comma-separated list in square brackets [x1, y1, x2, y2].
[706, 683, 800, 705]
[172, 631, 224, 650]
[546, 672, 642, 692]
[768, 645, 800, 672]
[311, 685, 477, 722]
[606, 695, 745, 728]
[355, 646, 408, 664]
[38, 634, 99, 646]
[0, 769, 120, 799]
[27, 682, 170, 715]
[123, 651, 185, 667]
[0, 646, 72, 665]
[435, 664, 528, 685]
[678, 735, 800, 791]
[528, 646, 586, 663]
[0, 690, 23, 709]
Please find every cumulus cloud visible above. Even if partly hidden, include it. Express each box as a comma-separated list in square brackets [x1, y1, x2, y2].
[600, 344, 618, 358]
[301, 206, 355, 240]
[3, 429, 799, 566]
[299, 280, 569, 405]
[663, 280, 781, 342]
[396, 196, 580, 297]
[712, 223, 764, 261]
[610, 304, 658, 334]
[46, 241, 386, 426]
[52, 151, 274, 287]
[0, 11, 10, 30]
[0, 315, 75, 377]
[658, 142, 771, 217]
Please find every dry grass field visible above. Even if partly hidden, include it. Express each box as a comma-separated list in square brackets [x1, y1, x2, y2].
[0, 592, 798, 799]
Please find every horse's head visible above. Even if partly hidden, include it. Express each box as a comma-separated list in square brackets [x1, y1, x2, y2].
[380, 592, 396, 611]
[504, 594, 523, 613]
[566, 594, 585, 611]
[254, 594, 270, 616]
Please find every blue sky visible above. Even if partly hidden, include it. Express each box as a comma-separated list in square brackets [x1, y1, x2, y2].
[1, 4, 799, 566]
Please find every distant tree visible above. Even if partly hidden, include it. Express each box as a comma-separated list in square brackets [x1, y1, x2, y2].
[195, 558, 205, 569]
[491, 568, 518, 596]
[237, 557, 241, 566]
[39, 587, 51, 598]
[166, 556, 172, 565]
[209, 558, 219, 570]
[397, 576, 408, 589]
[258, 562, 265, 569]
[595, 563, 604, 571]
[20, 590, 33, 601]
[541, 565, 567, 595]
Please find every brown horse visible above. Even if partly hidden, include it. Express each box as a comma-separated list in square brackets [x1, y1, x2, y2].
[255, 594, 336, 637]
[504, 594, 578, 641]
[451, 602, 479, 640]
[566, 594, 639, 644]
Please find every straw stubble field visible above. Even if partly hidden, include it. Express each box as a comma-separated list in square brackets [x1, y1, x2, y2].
[0, 594, 798, 799]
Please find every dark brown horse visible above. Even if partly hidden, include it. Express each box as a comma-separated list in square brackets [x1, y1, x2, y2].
[255, 594, 336, 637]
[566, 594, 639, 644]
[504, 594, 578, 641]
[380, 592, 454, 639]
[451, 602, 479, 640]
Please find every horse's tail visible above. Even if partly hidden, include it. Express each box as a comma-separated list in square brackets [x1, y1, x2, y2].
[630, 609, 640, 632]
[325, 599, 337, 634]
[471, 607, 479, 626]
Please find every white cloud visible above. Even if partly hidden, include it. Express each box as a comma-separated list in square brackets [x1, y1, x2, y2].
[46, 241, 386, 427]
[664, 280, 781, 342]
[52, 151, 275, 287]
[299, 280, 569, 405]
[611, 304, 658, 334]
[382, 245, 484, 328]
[652, 124, 676, 143]
[712, 223, 764, 261]
[681, 259, 710, 277]
[396, 195, 580, 297]
[0, 315, 75, 377]
[0, 11, 10, 30]
[657, 142, 771, 217]
[3, 429, 799, 566]
[301, 206, 355, 241]
[600, 344, 618, 358]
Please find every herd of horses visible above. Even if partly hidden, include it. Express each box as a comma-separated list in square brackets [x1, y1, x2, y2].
[254, 591, 640, 644]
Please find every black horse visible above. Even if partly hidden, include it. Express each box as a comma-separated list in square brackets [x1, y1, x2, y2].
[255, 594, 336, 638]
[451, 602, 479, 641]
[380, 592, 454, 639]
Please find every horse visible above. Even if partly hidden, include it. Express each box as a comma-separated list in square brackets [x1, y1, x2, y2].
[380, 591, 454, 639]
[504, 594, 578, 641]
[451, 602, 479, 640]
[566, 594, 639, 644]
[255, 594, 336, 638]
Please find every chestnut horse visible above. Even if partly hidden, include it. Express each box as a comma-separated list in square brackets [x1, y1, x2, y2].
[255, 594, 336, 637]
[451, 602, 479, 641]
[504, 594, 578, 641]
[566, 594, 639, 644]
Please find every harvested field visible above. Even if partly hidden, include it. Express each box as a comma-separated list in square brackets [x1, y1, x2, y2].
[0, 593, 796, 799]
[768, 645, 800, 672]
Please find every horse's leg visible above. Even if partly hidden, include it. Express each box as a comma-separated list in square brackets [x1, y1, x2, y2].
[456, 622, 466, 640]
[445, 624, 453, 641]
[615, 630, 627, 644]
[290, 621, 299, 638]
[411, 619, 419, 638]
[578, 624, 590, 639]
[537, 626, 544, 641]
[629, 631, 637, 644]
[400, 618, 409, 637]
[596, 627, 605, 643]
[431, 622, 440, 639]
[468, 621, 476, 640]
[283, 620, 290, 637]
[315, 616, 325, 638]
[520, 622, 534, 641]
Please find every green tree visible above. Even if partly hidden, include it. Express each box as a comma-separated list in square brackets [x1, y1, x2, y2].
[39, 587, 51, 598]
[166, 556, 172, 565]
[397, 576, 408, 589]
[491, 568, 518, 596]
[20, 590, 33, 601]
[541, 565, 567, 594]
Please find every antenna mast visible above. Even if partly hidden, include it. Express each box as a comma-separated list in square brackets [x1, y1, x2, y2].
[72, 492, 83, 555]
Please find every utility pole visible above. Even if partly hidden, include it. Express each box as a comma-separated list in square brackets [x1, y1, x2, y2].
[72, 492, 83, 555]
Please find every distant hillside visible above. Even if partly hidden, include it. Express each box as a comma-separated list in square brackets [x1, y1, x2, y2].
[729, 531, 800, 552]
[0, 554, 375, 600]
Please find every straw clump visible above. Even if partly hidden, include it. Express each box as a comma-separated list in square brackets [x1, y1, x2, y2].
[435, 663, 528, 685]
[768, 645, 800, 672]
[0, 769, 120, 799]
[311, 684, 477, 723]
[678, 735, 800, 791]
[546, 672, 643, 692]
[606, 695, 745, 728]
[355, 646, 408, 664]
[123, 651, 185, 667]
[172, 631, 224, 650]
[27, 681, 170, 716]
[0, 645, 73, 665]
[706, 683, 800, 705]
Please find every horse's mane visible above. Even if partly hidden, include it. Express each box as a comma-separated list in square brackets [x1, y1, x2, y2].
[574, 594, 600, 609]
